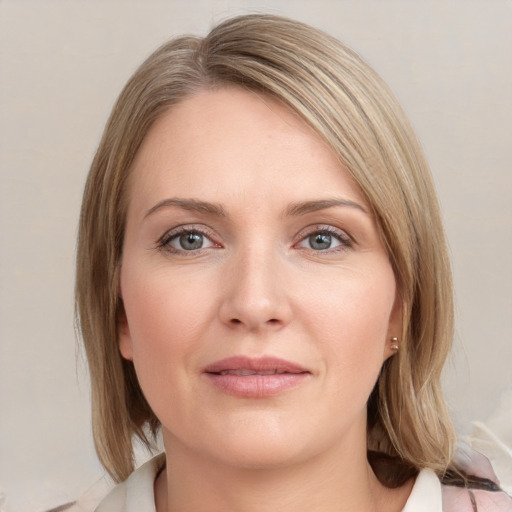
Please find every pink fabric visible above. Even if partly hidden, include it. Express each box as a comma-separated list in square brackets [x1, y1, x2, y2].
[442, 485, 512, 512]
[441, 444, 512, 511]
[455, 443, 501, 482]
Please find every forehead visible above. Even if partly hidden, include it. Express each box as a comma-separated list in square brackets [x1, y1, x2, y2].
[126, 87, 367, 213]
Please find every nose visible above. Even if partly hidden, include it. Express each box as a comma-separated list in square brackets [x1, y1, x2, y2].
[218, 247, 292, 332]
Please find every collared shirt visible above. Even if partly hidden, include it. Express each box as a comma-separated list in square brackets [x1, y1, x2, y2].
[89, 453, 512, 512]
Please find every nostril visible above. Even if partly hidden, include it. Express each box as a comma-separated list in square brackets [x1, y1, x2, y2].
[228, 318, 280, 326]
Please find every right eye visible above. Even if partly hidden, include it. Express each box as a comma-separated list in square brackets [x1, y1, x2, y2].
[300, 232, 342, 251]
[171, 232, 209, 250]
[159, 227, 219, 254]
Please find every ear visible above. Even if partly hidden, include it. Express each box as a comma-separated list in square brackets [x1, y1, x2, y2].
[384, 290, 403, 361]
[118, 306, 134, 361]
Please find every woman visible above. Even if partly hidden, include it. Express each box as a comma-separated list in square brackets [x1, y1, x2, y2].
[75, 14, 512, 512]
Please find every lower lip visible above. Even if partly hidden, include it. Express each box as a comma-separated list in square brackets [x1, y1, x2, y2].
[204, 373, 309, 398]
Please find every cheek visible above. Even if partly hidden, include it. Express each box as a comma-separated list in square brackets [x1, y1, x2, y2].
[299, 266, 395, 389]
[303, 265, 395, 337]
[119, 266, 220, 428]
[119, 265, 218, 378]
[123, 265, 211, 334]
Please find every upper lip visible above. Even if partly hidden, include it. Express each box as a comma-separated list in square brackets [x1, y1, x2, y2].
[202, 356, 309, 375]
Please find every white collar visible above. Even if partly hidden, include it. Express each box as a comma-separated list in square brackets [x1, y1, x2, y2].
[95, 453, 165, 512]
[401, 468, 442, 512]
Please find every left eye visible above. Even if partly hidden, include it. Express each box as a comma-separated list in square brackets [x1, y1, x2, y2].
[165, 231, 216, 251]
[298, 231, 345, 251]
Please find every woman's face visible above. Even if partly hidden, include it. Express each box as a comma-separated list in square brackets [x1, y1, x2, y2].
[119, 87, 400, 468]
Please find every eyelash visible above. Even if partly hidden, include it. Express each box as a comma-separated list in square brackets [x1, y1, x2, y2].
[157, 225, 220, 255]
[156, 224, 353, 255]
[295, 225, 354, 253]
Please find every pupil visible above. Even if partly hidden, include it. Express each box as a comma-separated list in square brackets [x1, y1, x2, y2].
[310, 233, 331, 250]
[180, 232, 203, 250]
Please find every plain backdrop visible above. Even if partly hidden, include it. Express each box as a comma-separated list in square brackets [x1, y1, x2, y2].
[0, 1, 511, 511]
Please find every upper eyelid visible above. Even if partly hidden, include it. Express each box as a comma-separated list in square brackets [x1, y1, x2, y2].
[295, 226, 355, 252]
[160, 224, 215, 238]
[295, 224, 353, 242]
[158, 225, 220, 248]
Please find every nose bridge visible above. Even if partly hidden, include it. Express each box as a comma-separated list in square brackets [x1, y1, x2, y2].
[220, 240, 290, 330]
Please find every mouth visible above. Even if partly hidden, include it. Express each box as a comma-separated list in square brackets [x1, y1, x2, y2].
[217, 369, 297, 375]
[202, 356, 310, 398]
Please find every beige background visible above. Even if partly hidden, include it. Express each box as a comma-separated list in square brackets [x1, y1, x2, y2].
[0, 1, 511, 511]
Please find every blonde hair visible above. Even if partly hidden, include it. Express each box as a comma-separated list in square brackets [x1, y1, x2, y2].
[76, 14, 455, 483]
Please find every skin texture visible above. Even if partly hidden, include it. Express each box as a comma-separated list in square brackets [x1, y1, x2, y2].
[118, 87, 409, 511]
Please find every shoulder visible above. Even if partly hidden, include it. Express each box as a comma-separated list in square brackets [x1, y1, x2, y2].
[442, 484, 512, 512]
[93, 453, 165, 512]
[401, 462, 512, 512]
[440, 444, 512, 512]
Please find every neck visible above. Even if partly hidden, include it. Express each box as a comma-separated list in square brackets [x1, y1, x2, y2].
[155, 432, 408, 512]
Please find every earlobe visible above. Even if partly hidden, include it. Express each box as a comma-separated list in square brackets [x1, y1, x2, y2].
[118, 308, 134, 361]
[383, 336, 400, 361]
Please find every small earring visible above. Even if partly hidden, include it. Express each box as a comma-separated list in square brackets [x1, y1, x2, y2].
[390, 337, 399, 351]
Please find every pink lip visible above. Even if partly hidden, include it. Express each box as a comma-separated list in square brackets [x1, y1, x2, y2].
[202, 356, 310, 398]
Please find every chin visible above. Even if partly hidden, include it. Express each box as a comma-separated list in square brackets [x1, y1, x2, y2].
[200, 419, 318, 470]
[215, 441, 308, 470]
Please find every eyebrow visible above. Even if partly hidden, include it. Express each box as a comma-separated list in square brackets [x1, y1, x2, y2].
[144, 197, 368, 220]
[284, 198, 368, 217]
[144, 198, 227, 219]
